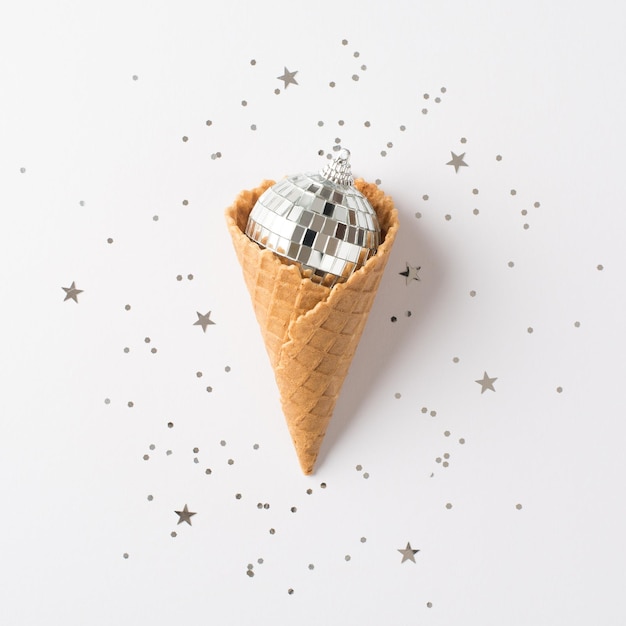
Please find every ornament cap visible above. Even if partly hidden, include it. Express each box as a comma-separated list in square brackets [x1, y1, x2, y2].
[320, 148, 354, 186]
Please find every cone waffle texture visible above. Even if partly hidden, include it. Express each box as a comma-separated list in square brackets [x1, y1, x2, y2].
[225, 179, 399, 474]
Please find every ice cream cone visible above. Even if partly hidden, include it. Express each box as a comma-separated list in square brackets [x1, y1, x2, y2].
[225, 178, 399, 474]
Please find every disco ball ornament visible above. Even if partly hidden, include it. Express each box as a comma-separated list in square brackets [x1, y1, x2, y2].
[244, 149, 381, 288]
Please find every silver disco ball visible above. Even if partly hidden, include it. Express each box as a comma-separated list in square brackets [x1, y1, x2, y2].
[244, 149, 381, 288]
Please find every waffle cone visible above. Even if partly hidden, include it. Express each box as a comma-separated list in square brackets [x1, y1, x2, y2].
[225, 179, 399, 474]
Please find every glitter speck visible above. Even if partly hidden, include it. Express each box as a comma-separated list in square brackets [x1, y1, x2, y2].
[421, 108, 428, 114]
[360, 537, 367, 543]
[287, 589, 294, 595]
[453, 357, 459, 363]
[253, 443, 259, 450]
[470, 290, 476, 297]
[153, 215, 159, 221]
[352, 74, 359, 81]
[329, 81, 335, 88]
[107, 237, 113, 244]
[363, 472, 369, 479]
[445, 503, 453, 509]
[556, 386, 563, 393]
[225, 365, 231, 372]
[147, 495, 153, 501]
[510, 189, 517, 196]
[459, 438, 465, 444]
[123, 553, 129, 559]
[516, 503, 523, 510]
[250, 59, 256, 65]
[574, 321, 581, 328]
[496, 154, 503, 161]
[228, 458, 234, 465]
[20, 167, 26, 173]
[597, 264, 604, 271]
[473, 208, 479, 215]
[167, 422, 174, 428]
[345, 555, 351, 561]
[308, 564, 315, 570]
[206, 120, 212, 126]
[427, 602, 433, 608]
[182, 136, 188, 142]
[508, 261, 515, 268]
[394, 392, 401, 399]
[472, 188, 479, 195]
[241, 100, 247, 107]
[527, 327, 534, 334]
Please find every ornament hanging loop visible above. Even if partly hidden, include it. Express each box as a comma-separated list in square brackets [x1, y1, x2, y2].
[320, 148, 354, 186]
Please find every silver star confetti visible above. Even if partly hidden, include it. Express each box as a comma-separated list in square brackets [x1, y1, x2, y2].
[397, 542, 419, 563]
[399, 263, 421, 284]
[62, 281, 83, 303]
[277, 66, 298, 89]
[475, 371, 497, 394]
[175, 504, 197, 526]
[193, 311, 215, 332]
[446, 151, 468, 173]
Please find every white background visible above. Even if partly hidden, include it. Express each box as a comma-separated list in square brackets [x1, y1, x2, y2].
[1, 1, 625, 624]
